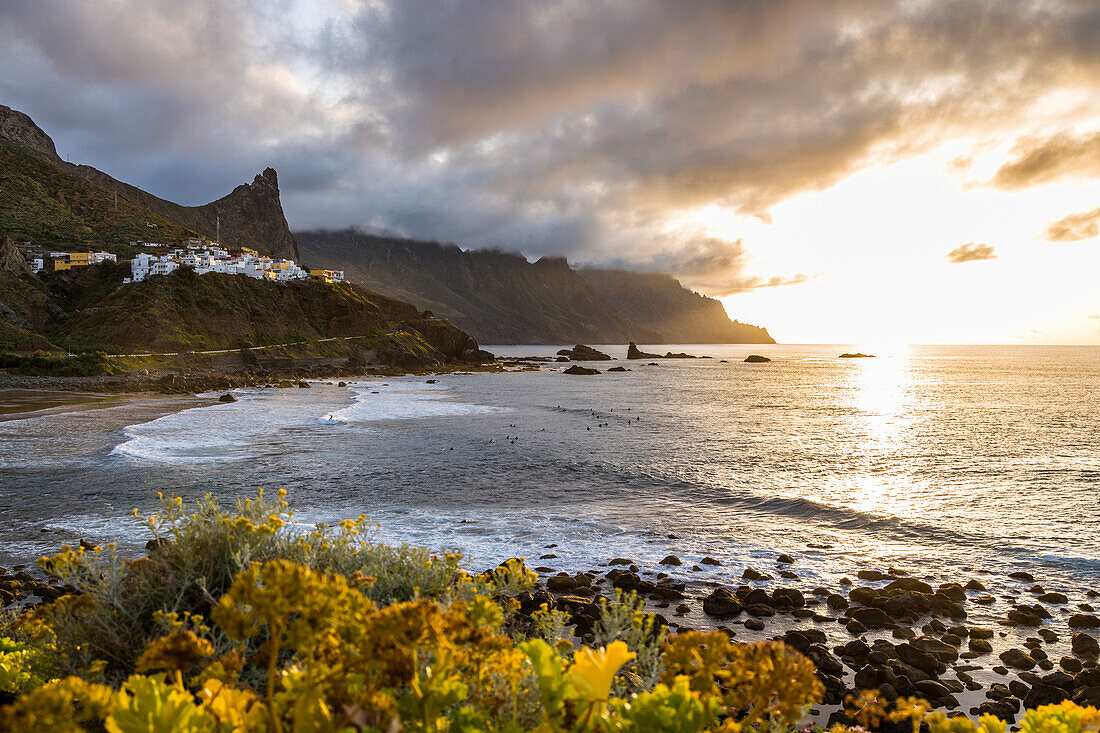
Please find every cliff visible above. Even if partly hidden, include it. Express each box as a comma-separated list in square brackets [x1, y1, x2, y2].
[0, 254, 480, 363]
[71, 165, 300, 261]
[578, 269, 774, 344]
[0, 104, 298, 260]
[297, 229, 774, 344]
[296, 229, 661, 344]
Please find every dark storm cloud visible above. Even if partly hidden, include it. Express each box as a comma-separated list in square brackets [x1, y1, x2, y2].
[944, 242, 997, 263]
[1040, 206, 1100, 242]
[1, 0, 1098, 294]
[989, 131, 1100, 190]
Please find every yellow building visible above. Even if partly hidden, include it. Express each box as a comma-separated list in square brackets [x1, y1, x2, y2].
[310, 269, 338, 283]
[240, 247, 259, 257]
[53, 261, 71, 271]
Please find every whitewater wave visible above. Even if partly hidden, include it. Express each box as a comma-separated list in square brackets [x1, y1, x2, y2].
[328, 383, 503, 423]
[110, 380, 502, 465]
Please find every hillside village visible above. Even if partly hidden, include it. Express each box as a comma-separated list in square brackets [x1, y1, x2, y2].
[20, 240, 345, 285]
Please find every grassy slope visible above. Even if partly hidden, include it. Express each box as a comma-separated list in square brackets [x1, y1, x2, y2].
[0, 141, 198, 246]
[49, 268, 423, 353]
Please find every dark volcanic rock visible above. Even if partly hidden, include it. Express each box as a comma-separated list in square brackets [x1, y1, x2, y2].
[742, 567, 772, 581]
[626, 342, 701, 359]
[839, 353, 875, 358]
[1038, 592, 1069, 604]
[563, 365, 600, 375]
[857, 569, 893, 581]
[910, 635, 959, 663]
[886, 578, 935, 594]
[558, 344, 612, 361]
[849, 607, 893, 629]
[744, 354, 771, 363]
[1072, 633, 1100, 657]
[969, 638, 993, 654]
[627, 342, 661, 359]
[897, 643, 943, 676]
[1024, 683, 1069, 708]
[1069, 614, 1100, 629]
[771, 588, 806, 608]
[1000, 648, 1037, 670]
[702, 588, 743, 619]
[218, 393, 237, 402]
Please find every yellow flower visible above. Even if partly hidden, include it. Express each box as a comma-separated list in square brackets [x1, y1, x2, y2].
[570, 641, 635, 701]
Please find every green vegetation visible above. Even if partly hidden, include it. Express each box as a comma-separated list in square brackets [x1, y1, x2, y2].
[0, 350, 121, 376]
[0, 142, 198, 246]
[0, 265, 424, 355]
[0, 320, 58, 352]
[1, 491, 1096, 731]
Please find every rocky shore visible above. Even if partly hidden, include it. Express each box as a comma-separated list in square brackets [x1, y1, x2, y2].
[6, 538, 1099, 724]
[0, 359, 505, 396]
[511, 554, 1100, 724]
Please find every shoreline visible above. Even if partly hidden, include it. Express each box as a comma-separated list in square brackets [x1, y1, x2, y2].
[517, 553, 1100, 722]
[0, 359, 506, 395]
[4, 541, 1097, 723]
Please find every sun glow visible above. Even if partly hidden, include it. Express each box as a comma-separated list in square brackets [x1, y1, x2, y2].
[848, 349, 920, 517]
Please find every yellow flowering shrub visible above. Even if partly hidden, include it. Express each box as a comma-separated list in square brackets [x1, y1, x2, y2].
[0, 636, 52, 695]
[5, 493, 1100, 731]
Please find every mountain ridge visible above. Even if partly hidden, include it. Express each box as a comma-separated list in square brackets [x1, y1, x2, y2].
[0, 104, 298, 260]
[296, 228, 774, 345]
[577, 268, 773, 344]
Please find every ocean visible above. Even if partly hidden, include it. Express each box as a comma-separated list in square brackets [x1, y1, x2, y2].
[2, 344, 1098, 603]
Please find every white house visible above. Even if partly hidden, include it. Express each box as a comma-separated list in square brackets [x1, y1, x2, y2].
[151, 260, 179, 277]
[128, 247, 310, 284]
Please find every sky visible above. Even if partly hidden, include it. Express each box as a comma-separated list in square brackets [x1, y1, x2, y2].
[1, 0, 1098, 344]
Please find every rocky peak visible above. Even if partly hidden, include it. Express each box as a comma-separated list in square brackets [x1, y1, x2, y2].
[255, 167, 279, 190]
[209, 167, 299, 261]
[0, 104, 62, 162]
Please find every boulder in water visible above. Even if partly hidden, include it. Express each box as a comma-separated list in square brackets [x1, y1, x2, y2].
[627, 342, 661, 359]
[563, 365, 600, 375]
[218, 393, 236, 402]
[560, 345, 612, 360]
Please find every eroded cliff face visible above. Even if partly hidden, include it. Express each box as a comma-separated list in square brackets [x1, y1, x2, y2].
[578, 269, 775, 344]
[296, 229, 663, 344]
[0, 105, 62, 162]
[296, 229, 775, 344]
[70, 165, 300, 261]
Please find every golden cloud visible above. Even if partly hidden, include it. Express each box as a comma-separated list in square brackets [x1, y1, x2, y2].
[1041, 206, 1100, 242]
[944, 242, 997, 263]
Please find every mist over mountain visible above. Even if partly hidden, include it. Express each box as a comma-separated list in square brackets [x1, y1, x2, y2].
[297, 228, 774, 345]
